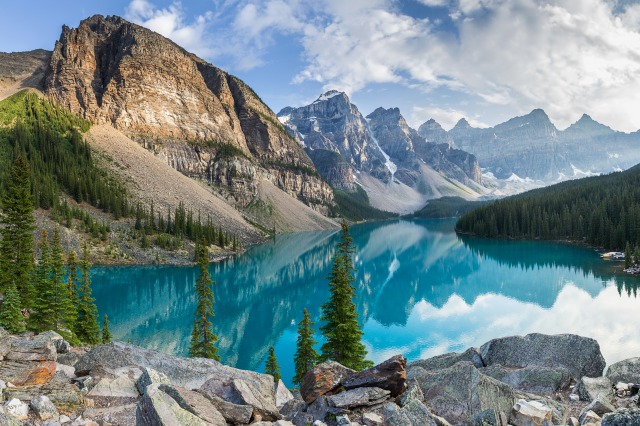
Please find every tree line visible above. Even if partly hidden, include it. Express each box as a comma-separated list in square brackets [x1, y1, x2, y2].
[0, 156, 110, 345]
[456, 165, 640, 251]
[188, 219, 373, 385]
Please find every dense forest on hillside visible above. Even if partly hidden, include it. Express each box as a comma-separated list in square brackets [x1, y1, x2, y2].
[456, 165, 640, 250]
[0, 91, 239, 254]
[331, 186, 398, 221]
[411, 196, 491, 219]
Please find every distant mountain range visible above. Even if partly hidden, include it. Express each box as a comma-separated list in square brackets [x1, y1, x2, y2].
[278, 91, 485, 213]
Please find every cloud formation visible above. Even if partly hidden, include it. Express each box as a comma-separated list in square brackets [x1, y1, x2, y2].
[125, 0, 640, 131]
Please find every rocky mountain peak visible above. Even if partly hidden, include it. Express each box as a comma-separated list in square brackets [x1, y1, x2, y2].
[564, 113, 615, 137]
[453, 118, 472, 130]
[417, 118, 453, 146]
[313, 90, 349, 105]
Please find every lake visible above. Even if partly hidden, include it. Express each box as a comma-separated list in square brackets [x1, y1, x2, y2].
[91, 219, 640, 386]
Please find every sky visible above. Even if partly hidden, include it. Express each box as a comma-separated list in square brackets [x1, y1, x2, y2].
[2, 0, 640, 131]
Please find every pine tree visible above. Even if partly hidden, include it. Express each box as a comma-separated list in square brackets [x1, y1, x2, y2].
[0, 282, 25, 333]
[320, 220, 372, 371]
[625, 241, 632, 268]
[189, 239, 220, 360]
[0, 156, 36, 307]
[293, 308, 319, 386]
[67, 250, 79, 307]
[102, 314, 112, 344]
[265, 346, 281, 383]
[30, 230, 53, 331]
[75, 245, 101, 344]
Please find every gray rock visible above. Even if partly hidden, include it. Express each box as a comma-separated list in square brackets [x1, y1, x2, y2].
[328, 387, 390, 409]
[408, 348, 484, 371]
[481, 364, 571, 395]
[55, 363, 75, 379]
[385, 399, 438, 426]
[602, 408, 640, 426]
[136, 384, 206, 425]
[276, 380, 294, 408]
[0, 413, 19, 426]
[56, 351, 81, 368]
[5, 339, 57, 362]
[335, 414, 351, 425]
[409, 361, 567, 426]
[575, 376, 613, 402]
[137, 367, 171, 394]
[397, 379, 424, 407]
[3, 399, 29, 421]
[30, 395, 59, 421]
[307, 395, 331, 423]
[362, 412, 383, 426]
[510, 399, 553, 426]
[59, 415, 71, 424]
[85, 375, 140, 408]
[606, 358, 640, 385]
[232, 377, 280, 420]
[578, 410, 601, 425]
[81, 403, 137, 425]
[279, 399, 306, 420]
[199, 393, 252, 424]
[580, 398, 615, 416]
[479, 333, 605, 380]
[159, 384, 226, 425]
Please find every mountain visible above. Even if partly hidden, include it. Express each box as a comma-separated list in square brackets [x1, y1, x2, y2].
[0, 15, 338, 242]
[435, 109, 640, 184]
[279, 92, 485, 214]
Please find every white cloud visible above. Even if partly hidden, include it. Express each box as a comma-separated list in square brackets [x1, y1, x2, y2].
[125, 0, 215, 58]
[417, 0, 450, 6]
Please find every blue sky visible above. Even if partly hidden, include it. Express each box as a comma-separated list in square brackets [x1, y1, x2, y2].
[2, 0, 640, 131]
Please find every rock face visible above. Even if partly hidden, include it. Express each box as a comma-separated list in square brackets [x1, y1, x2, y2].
[0, 50, 50, 100]
[606, 357, 640, 384]
[479, 333, 606, 380]
[342, 354, 407, 397]
[279, 93, 486, 213]
[42, 15, 333, 218]
[443, 110, 640, 182]
[300, 361, 355, 404]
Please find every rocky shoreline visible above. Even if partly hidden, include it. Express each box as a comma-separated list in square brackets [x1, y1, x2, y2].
[0, 329, 638, 425]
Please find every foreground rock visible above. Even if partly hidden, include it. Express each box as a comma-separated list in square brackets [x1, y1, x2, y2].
[2, 329, 637, 426]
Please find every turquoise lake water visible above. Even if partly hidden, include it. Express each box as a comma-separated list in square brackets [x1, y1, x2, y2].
[91, 219, 640, 386]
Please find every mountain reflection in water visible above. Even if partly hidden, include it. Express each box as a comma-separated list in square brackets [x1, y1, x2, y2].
[92, 219, 640, 386]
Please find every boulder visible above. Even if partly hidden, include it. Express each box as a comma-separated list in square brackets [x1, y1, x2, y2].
[307, 395, 333, 423]
[30, 395, 59, 421]
[3, 399, 29, 421]
[479, 334, 605, 380]
[408, 361, 567, 426]
[199, 393, 252, 424]
[481, 364, 571, 395]
[385, 399, 438, 426]
[276, 380, 294, 408]
[5, 339, 57, 362]
[580, 399, 615, 417]
[342, 355, 407, 397]
[278, 398, 306, 421]
[362, 412, 384, 426]
[397, 379, 424, 407]
[85, 375, 140, 408]
[3, 360, 57, 386]
[510, 399, 552, 426]
[575, 376, 613, 402]
[82, 404, 137, 425]
[578, 410, 601, 425]
[408, 348, 484, 371]
[606, 358, 640, 385]
[0, 413, 19, 426]
[300, 361, 355, 404]
[327, 387, 390, 409]
[335, 414, 351, 425]
[136, 384, 206, 425]
[232, 378, 280, 420]
[159, 384, 226, 425]
[75, 342, 275, 392]
[602, 408, 640, 426]
[137, 367, 171, 394]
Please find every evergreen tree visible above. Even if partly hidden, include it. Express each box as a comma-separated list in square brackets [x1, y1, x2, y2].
[67, 250, 79, 307]
[625, 242, 632, 268]
[102, 314, 112, 344]
[265, 346, 281, 383]
[30, 231, 52, 331]
[634, 245, 640, 266]
[320, 220, 372, 371]
[0, 156, 36, 307]
[293, 308, 319, 386]
[0, 282, 25, 333]
[75, 245, 101, 344]
[189, 239, 220, 360]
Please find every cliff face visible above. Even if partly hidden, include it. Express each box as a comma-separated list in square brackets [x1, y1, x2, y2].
[43, 15, 333, 213]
